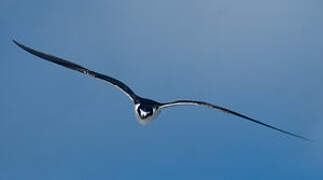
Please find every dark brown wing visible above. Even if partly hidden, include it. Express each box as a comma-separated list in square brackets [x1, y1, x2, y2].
[13, 40, 138, 101]
[160, 100, 311, 141]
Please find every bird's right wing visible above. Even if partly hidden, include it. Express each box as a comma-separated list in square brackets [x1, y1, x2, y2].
[13, 40, 138, 102]
[160, 100, 311, 142]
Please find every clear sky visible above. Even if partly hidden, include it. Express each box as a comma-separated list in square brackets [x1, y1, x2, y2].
[1, 0, 323, 179]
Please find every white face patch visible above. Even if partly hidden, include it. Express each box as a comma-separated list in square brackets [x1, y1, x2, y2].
[139, 109, 149, 117]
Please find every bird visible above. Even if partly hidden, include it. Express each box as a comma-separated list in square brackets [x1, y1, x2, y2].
[13, 40, 311, 141]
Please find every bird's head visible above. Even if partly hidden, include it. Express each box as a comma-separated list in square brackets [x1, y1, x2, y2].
[134, 99, 160, 125]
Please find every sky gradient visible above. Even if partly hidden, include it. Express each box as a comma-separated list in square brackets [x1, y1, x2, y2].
[1, 0, 323, 179]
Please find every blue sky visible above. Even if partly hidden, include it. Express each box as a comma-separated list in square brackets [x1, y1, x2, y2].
[1, 0, 323, 179]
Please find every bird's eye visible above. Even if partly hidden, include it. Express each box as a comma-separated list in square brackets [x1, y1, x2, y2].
[137, 105, 153, 119]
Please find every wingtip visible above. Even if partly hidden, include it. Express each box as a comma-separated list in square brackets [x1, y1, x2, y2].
[296, 135, 314, 143]
[304, 137, 314, 143]
[12, 39, 21, 47]
[12, 40, 29, 51]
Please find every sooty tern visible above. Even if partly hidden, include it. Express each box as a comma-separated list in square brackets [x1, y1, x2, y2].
[13, 40, 311, 141]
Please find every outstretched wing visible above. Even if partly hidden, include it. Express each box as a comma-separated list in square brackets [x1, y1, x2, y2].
[13, 40, 138, 102]
[159, 100, 311, 141]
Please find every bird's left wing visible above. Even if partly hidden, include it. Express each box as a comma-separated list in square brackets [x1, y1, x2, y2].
[159, 100, 311, 141]
[13, 40, 138, 102]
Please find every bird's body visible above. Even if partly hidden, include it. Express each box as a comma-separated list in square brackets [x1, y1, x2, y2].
[13, 40, 311, 141]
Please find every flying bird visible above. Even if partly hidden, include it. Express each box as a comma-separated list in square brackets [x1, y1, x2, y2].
[13, 40, 311, 141]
